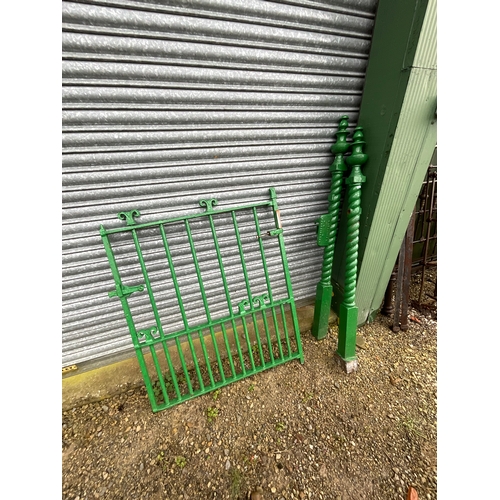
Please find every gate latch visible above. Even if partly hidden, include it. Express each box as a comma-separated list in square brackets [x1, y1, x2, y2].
[256, 229, 283, 239]
[109, 283, 145, 299]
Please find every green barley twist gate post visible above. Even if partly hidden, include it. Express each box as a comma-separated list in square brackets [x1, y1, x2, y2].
[311, 115, 350, 340]
[335, 126, 368, 373]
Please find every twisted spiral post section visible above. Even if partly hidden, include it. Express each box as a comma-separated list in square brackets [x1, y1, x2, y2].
[336, 126, 367, 369]
[342, 185, 362, 306]
[312, 115, 350, 340]
[319, 174, 345, 285]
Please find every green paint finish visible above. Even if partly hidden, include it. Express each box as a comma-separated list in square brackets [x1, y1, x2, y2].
[336, 304, 358, 361]
[330, 0, 430, 314]
[311, 115, 350, 340]
[336, 128, 368, 364]
[311, 282, 333, 340]
[100, 189, 303, 412]
[355, 0, 437, 324]
[358, 70, 437, 322]
[316, 214, 332, 247]
[342, 127, 368, 307]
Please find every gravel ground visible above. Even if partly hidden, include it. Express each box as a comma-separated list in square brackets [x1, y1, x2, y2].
[62, 270, 437, 500]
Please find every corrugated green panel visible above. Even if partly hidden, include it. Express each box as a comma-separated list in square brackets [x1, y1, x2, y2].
[413, 0, 437, 69]
[355, 0, 436, 323]
[329, 0, 429, 313]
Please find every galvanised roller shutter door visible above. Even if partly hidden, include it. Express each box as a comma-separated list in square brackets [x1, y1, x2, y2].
[62, 0, 378, 367]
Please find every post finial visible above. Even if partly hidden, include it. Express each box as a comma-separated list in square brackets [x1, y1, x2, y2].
[330, 115, 350, 173]
[346, 127, 368, 169]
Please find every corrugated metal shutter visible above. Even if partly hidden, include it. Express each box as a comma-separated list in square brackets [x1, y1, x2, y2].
[62, 0, 378, 367]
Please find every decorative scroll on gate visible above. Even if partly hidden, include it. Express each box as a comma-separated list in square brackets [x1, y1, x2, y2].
[100, 188, 303, 412]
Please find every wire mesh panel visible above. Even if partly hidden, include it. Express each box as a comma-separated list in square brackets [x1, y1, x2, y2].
[100, 188, 303, 412]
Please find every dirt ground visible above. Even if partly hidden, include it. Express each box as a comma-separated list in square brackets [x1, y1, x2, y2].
[62, 270, 437, 500]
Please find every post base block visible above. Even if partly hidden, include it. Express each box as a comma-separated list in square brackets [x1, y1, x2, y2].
[334, 352, 358, 374]
[311, 282, 333, 340]
[336, 303, 358, 360]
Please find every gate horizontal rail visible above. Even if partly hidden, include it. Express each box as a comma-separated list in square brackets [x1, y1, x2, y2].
[132, 297, 295, 347]
[102, 200, 273, 235]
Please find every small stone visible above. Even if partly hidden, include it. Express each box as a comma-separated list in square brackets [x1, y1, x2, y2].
[250, 487, 264, 500]
[276, 453, 281, 460]
[103, 472, 108, 480]
[139, 463, 144, 471]
[225, 460, 231, 470]
[136, 426, 141, 432]
[271, 487, 277, 493]
[356, 336, 366, 349]
[102, 405, 109, 412]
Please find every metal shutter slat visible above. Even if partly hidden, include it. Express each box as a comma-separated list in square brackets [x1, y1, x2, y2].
[62, 0, 378, 366]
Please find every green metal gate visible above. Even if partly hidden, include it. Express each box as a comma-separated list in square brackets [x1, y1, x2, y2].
[100, 188, 303, 412]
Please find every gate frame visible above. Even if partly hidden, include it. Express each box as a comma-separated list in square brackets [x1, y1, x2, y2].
[100, 188, 303, 412]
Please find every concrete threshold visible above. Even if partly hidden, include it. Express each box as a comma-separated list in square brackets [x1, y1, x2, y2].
[62, 303, 336, 411]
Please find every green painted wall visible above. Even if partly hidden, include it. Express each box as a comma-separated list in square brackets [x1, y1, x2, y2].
[331, 0, 436, 324]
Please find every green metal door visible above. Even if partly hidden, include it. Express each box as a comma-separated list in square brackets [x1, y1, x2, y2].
[100, 188, 303, 412]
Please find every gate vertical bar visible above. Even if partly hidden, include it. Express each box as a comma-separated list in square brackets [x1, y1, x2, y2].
[232, 211, 265, 368]
[392, 245, 404, 332]
[99, 225, 157, 406]
[220, 322, 237, 377]
[252, 207, 284, 359]
[198, 199, 229, 381]
[159, 224, 189, 331]
[399, 209, 415, 331]
[335, 127, 367, 373]
[253, 206, 277, 364]
[312, 115, 350, 340]
[187, 332, 205, 390]
[392, 209, 415, 332]
[184, 218, 215, 385]
[207, 211, 243, 378]
[158, 224, 192, 398]
[131, 229, 176, 406]
[418, 170, 437, 305]
[280, 303, 293, 357]
[269, 188, 304, 364]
